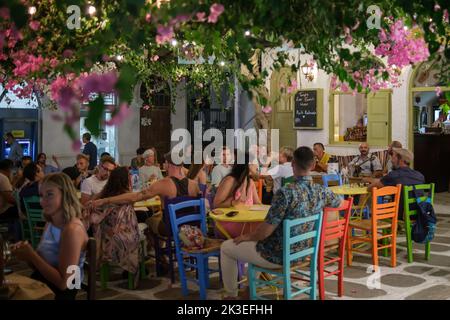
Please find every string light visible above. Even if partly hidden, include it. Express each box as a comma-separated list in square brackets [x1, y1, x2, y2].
[171, 39, 178, 47]
[219, 61, 225, 66]
[88, 5, 96, 16]
[244, 30, 251, 36]
[28, 6, 37, 15]
[116, 55, 124, 61]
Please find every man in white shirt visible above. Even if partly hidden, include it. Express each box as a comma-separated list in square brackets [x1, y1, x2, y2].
[261, 146, 294, 193]
[139, 148, 163, 186]
[211, 146, 233, 187]
[80, 155, 116, 205]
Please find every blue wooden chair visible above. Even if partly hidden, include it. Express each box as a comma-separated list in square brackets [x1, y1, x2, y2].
[168, 199, 223, 300]
[248, 213, 324, 300]
[322, 174, 342, 187]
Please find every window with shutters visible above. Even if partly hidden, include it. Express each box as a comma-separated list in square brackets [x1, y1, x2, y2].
[329, 90, 391, 146]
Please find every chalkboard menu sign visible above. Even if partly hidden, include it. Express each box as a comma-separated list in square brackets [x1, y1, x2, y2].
[293, 89, 323, 129]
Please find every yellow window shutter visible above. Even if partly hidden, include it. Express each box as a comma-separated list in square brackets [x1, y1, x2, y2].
[367, 90, 391, 146]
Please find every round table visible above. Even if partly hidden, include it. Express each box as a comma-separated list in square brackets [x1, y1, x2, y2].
[3, 273, 55, 300]
[210, 205, 270, 239]
[134, 196, 161, 209]
[329, 184, 369, 195]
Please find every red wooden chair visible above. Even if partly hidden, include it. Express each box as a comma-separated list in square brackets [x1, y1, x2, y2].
[318, 198, 353, 300]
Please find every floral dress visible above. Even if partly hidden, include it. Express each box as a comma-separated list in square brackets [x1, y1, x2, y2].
[87, 204, 140, 274]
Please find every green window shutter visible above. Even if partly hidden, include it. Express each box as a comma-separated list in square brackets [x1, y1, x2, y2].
[367, 91, 391, 146]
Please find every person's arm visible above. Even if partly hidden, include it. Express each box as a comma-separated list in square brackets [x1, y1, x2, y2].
[234, 222, 277, 244]
[80, 180, 92, 206]
[13, 223, 86, 290]
[198, 170, 207, 185]
[93, 183, 158, 207]
[368, 179, 384, 191]
[315, 161, 328, 172]
[80, 193, 92, 206]
[213, 177, 235, 208]
[52, 155, 61, 170]
[1, 190, 16, 205]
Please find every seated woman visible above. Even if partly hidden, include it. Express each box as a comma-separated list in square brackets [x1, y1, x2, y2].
[86, 166, 140, 278]
[19, 162, 45, 214]
[11, 173, 88, 300]
[213, 152, 262, 238]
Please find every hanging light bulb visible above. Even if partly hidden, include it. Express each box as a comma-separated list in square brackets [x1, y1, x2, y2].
[244, 30, 251, 36]
[171, 39, 178, 47]
[219, 61, 225, 67]
[28, 6, 37, 15]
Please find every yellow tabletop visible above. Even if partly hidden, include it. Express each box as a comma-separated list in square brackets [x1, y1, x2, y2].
[4, 273, 55, 300]
[329, 184, 369, 195]
[210, 205, 270, 223]
[134, 196, 161, 208]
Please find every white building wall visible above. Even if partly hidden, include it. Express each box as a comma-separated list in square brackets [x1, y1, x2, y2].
[262, 50, 413, 156]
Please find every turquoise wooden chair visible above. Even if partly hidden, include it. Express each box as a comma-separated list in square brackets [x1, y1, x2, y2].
[281, 176, 295, 187]
[403, 183, 435, 263]
[248, 213, 324, 300]
[322, 174, 342, 187]
[22, 196, 45, 248]
[168, 199, 222, 300]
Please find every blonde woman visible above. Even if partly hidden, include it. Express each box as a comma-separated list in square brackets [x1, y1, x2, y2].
[11, 173, 88, 300]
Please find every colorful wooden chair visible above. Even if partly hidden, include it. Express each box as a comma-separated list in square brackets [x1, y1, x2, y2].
[403, 183, 435, 263]
[168, 199, 222, 300]
[248, 213, 324, 300]
[318, 198, 353, 300]
[322, 174, 343, 187]
[347, 185, 401, 270]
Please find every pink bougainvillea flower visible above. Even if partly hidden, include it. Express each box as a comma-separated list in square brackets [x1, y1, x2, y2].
[345, 35, 353, 44]
[196, 12, 207, 22]
[143, 104, 151, 110]
[435, 86, 442, 96]
[0, 7, 10, 20]
[170, 14, 190, 26]
[434, 3, 441, 11]
[444, 9, 449, 23]
[105, 103, 132, 126]
[287, 80, 298, 94]
[341, 82, 349, 92]
[145, 13, 151, 23]
[63, 49, 74, 58]
[208, 3, 224, 23]
[29, 20, 40, 31]
[262, 106, 272, 114]
[72, 140, 82, 152]
[156, 24, 174, 44]
[151, 55, 159, 62]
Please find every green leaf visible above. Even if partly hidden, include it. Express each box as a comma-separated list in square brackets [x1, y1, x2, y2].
[116, 64, 138, 103]
[85, 96, 105, 136]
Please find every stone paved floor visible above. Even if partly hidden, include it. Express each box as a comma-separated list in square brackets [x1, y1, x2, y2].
[8, 192, 450, 300]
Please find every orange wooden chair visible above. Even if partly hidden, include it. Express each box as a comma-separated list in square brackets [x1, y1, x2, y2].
[346, 184, 401, 271]
[256, 178, 263, 201]
[318, 198, 353, 300]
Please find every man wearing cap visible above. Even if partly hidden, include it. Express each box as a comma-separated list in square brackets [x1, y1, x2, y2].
[139, 148, 163, 186]
[366, 148, 424, 219]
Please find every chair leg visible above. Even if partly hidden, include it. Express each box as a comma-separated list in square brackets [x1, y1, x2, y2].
[248, 264, 257, 300]
[337, 261, 344, 297]
[372, 231, 379, 272]
[309, 267, 317, 300]
[405, 215, 414, 263]
[318, 255, 325, 300]
[346, 230, 353, 266]
[381, 229, 389, 258]
[176, 253, 189, 297]
[168, 238, 175, 284]
[425, 241, 431, 261]
[197, 256, 207, 300]
[203, 256, 210, 289]
[100, 263, 109, 289]
[128, 272, 135, 290]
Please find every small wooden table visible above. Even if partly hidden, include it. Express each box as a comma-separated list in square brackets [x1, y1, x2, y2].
[210, 205, 270, 239]
[134, 197, 161, 210]
[3, 273, 55, 300]
[329, 184, 369, 196]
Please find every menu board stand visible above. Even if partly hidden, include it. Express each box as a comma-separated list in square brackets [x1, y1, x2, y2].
[292, 88, 323, 129]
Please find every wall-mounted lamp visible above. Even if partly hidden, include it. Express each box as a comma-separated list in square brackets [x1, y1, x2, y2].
[301, 61, 314, 81]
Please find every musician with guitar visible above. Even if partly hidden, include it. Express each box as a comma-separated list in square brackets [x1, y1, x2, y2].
[348, 142, 383, 178]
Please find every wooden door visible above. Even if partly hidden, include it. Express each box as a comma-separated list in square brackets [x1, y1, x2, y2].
[139, 83, 171, 165]
[367, 90, 391, 146]
[270, 68, 297, 148]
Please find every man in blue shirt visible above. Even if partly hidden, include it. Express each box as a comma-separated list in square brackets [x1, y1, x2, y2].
[367, 148, 425, 220]
[82, 132, 98, 171]
[220, 146, 342, 299]
[4, 132, 23, 168]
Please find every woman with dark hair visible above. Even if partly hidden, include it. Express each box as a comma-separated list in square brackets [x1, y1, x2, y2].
[213, 151, 261, 238]
[19, 162, 45, 213]
[86, 166, 140, 280]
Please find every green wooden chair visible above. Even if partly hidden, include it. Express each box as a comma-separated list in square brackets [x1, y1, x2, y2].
[281, 176, 295, 187]
[22, 196, 45, 248]
[13, 191, 31, 242]
[403, 183, 435, 263]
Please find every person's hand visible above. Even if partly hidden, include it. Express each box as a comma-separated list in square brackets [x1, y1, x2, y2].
[233, 234, 250, 244]
[11, 241, 34, 262]
[52, 155, 58, 162]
